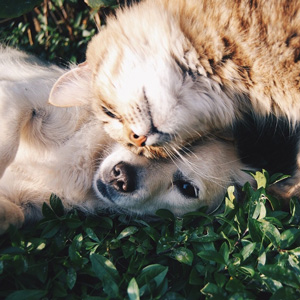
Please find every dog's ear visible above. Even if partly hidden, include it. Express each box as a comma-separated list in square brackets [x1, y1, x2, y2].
[49, 62, 91, 107]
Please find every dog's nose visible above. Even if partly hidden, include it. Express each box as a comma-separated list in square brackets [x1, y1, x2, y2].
[129, 131, 147, 147]
[109, 162, 136, 193]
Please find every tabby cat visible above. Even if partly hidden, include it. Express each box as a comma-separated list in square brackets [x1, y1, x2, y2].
[49, 0, 300, 159]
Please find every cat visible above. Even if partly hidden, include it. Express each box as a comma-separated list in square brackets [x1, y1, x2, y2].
[49, 0, 300, 161]
[0, 46, 253, 233]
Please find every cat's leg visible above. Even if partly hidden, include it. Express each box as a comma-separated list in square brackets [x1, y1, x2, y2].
[0, 197, 25, 234]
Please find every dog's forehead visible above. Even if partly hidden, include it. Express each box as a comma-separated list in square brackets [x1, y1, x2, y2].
[174, 140, 228, 179]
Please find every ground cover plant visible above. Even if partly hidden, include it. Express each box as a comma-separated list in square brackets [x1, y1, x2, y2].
[1, 171, 300, 299]
[1, 1, 300, 299]
[0, 0, 120, 64]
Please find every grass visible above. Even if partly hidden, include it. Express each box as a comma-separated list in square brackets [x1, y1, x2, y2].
[1, 171, 300, 299]
[1, 1, 300, 299]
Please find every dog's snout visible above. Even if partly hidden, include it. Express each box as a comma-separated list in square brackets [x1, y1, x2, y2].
[109, 162, 136, 193]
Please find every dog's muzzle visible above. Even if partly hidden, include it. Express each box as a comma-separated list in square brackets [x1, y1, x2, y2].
[95, 162, 137, 201]
[107, 162, 136, 193]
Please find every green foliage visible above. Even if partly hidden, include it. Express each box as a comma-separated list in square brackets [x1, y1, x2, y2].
[1, 3, 300, 298]
[0, 0, 117, 64]
[86, 0, 119, 10]
[1, 172, 300, 299]
[0, 0, 43, 18]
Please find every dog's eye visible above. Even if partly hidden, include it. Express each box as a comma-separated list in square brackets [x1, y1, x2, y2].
[174, 180, 199, 198]
[101, 106, 117, 119]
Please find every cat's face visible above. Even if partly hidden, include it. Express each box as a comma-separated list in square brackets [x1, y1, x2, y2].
[88, 46, 214, 158]
[85, 26, 235, 158]
[49, 1, 236, 158]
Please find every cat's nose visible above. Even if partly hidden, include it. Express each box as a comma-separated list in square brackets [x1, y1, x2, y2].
[108, 162, 136, 193]
[129, 131, 147, 147]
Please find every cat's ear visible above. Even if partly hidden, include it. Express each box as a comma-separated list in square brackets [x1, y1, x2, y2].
[48, 62, 91, 107]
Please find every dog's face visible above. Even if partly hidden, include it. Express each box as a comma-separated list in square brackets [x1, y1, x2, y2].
[93, 139, 252, 216]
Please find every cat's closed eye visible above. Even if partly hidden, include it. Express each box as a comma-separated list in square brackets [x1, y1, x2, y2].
[101, 106, 118, 119]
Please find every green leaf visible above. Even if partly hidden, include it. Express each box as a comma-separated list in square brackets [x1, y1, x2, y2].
[240, 242, 256, 261]
[201, 283, 226, 297]
[248, 190, 267, 219]
[143, 226, 160, 242]
[117, 226, 138, 240]
[225, 278, 245, 293]
[0, 0, 43, 18]
[289, 246, 300, 256]
[189, 267, 204, 285]
[49, 194, 65, 217]
[223, 185, 237, 216]
[270, 286, 300, 300]
[164, 292, 186, 299]
[259, 220, 281, 247]
[85, 227, 101, 243]
[137, 264, 168, 295]
[173, 247, 194, 266]
[214, 272, 227, 288]
[248, 218, 263, 242]
[157, 236, 176, 254]
[6, 290, 47, 300]
[280, 228, 300, 249]
[42, 202, 57, 219]
[250, 170, 268, 189]
[40, 220, 60, 238]
[269, 173, 291, 185]
[259, 264, 300, 289]
[127, 278, 140, 300]
[65, 217, 83, 229]
[0, 246, 25, 255]
[84, 0, 116, 10]
[90, 253, 120, 298]
[238, 265, 256, 277]
[156, 209, 175, 221]
[190, 225, 222, 243]
[67, 268, 77, 290]
[197, 250, 226, 265]
[219, 242, 230, 265]
[95, 216, 113, 229]
[289, 198, 300, 224]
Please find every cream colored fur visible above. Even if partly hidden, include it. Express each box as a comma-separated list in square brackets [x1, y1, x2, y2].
[93, 140, 253, 216]
[0, 46, 110, 233]
[0, 46, 254, 233]
[50, 0, 300, 159]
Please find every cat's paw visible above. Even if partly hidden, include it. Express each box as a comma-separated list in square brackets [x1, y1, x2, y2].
[0, 198, 25, 234]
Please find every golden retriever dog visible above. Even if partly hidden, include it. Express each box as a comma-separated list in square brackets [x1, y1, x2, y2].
[0, 46, 255, 233]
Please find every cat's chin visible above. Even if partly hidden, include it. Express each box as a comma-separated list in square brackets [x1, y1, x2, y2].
[125, 143, 170, 159]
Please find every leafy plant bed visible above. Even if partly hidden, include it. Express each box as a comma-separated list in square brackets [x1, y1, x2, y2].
[1, 171, 300, 300]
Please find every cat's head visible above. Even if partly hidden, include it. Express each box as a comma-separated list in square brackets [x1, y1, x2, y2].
[49, 1, 236, 158]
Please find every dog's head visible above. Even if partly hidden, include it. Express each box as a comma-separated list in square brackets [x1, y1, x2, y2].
[93, 139, 253, 216]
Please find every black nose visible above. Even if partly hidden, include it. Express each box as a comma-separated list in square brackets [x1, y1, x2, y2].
[108, 162, 136, 193]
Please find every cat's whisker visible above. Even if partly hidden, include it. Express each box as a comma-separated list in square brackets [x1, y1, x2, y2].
[170, 145, 229, 188]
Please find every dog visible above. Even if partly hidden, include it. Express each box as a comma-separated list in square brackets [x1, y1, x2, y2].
[0, 46, 257, 233]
